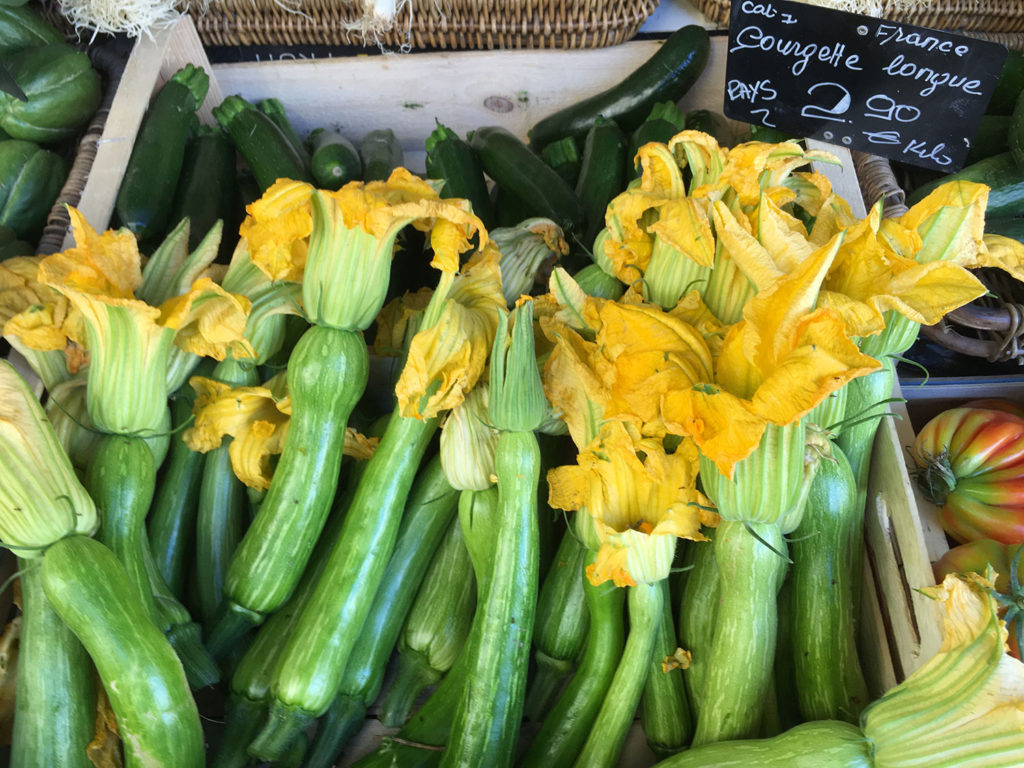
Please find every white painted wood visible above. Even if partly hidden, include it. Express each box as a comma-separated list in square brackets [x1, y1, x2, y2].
[639, 0, 721, 32]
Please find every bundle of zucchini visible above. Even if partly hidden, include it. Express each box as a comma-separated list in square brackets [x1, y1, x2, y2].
[4, 22, 1024, 768]
[0, 4, 102, 254]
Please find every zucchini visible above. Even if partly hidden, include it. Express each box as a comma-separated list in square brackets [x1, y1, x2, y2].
[379, 514, 476, 728]
[528, 25, 710, 152]
[986, 215, 1024, 242]
[628, 101, 688, 177]
[214, 94, 313, 192]
[360, 127, 404, 181]
[541, 136, 582, 188]
[167, 124, 240, 261]
[470, 125, 584, 235]
[0, 137, 65, 242]
[11, 562, 94, 767]
[1010, 87, 1024, 169]
[518, 550, 625, 768]
[905, 151, 1024, 217]
[678, 532, 718, 719]
[684, 109, 734, 147]
[0, 5, 63, 54]
[301, 454, 460, 768]
[575, 117, 628, 250]
[523, 527, 590, 722]
[641, 579, 692, 757]
[964, 114, 1011, 166]
[790, 441, 869, 723]
[308, 127, 362, 190]
[40, 535, 205, 768]
[116, 64, 209, 242]
[0, 43, 100, 144]
[986, 48, 1024, 117]
[425, 121, 495, 228]
[653, 721, 871, 767]
[259, 97, 311, 170]
[205, 325, 369, 659]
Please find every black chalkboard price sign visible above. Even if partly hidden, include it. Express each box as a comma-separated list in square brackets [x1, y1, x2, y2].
[724, 0, 1008, 171]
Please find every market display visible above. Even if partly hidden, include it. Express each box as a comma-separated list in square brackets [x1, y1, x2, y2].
[3, 6, 1024, 768]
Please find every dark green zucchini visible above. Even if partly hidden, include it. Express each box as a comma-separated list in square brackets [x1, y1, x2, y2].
[641, 579, 692, 757]
[360, 127, 403, 181]
[259, 97, 311, 170]
[470, 125, 584, 235]
[167, 124, 240, 261]
[308, 127, 362, 190]
[1010, 87, 1024, 169]
[575, 117, 628, 249]
[425, 121, 495, 227]
[628, 101, 688, 176]
[115, 64, 209, 242]
[0, 137, 65, 242]
[40, 536, 205, 768]
[684, 109, 734, 147]
[965, 114, 1011, 166]
[528, 25, 710, 152]
[986, 48, 1024, 116]
[987, 215, 1024, 241]
[214, 94, 313, 192]
[0, 5, 63, 54]
[905, 151, 1024, 217]
[540, 136, 582, 188]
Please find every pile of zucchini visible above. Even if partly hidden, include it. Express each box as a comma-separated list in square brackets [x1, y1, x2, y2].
[4, 20, 1024, 768]
[0, 3, 102, 258]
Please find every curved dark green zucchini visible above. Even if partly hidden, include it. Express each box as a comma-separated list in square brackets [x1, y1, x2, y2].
[528, 25, 710, 152]
[575, 117, 628, 249]
[40, 535, 205, 768]
[470, 125, 584, 235]
[425, 121, 495, 228]
[259, 97, 311, 171]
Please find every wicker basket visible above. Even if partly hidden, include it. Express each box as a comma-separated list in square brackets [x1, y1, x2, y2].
[188, 0, 659, 50]
[856, 151, 1024, 366]
[692, 1, 1024, 34]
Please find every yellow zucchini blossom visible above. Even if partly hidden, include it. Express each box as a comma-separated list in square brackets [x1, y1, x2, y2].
[439, 385, 499, 491]
[184, 375, 378, 491]
[861, 572, 1024, 766]
[0, 360, 97, 555]
[15, 208, 253, 436]
[547, 420, 716, 587]
[240, 170, 487, 331]
[663, 231, 880, 476]
[393, 245, 504, 420]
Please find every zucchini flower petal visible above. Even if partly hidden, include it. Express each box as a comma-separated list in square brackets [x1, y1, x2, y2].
[547, 421, 715, 587]
[0, 360, 97, 555]
[489, 299, 548, 433]
[491, 217, 568, 306]
[440, 385, 499, 491]
[393, 247, 504, 420]
[158, 276, 255, 362]
[862, 572, 1024, 767]
[39, 207, 142, 299]
[138, 217, 222, 306]
[185, 375, 378, 490]
[240, 178, 315, 283]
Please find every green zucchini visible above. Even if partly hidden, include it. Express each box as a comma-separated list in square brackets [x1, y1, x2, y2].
[470, 125, 584, 235]
[541, 136, 582, 188]
[528, 25, 710, 152]
[10, 562, 94, 767]
[628, 101, 688, 176]
[0, 137, 65, 242]
[87, 434, 219, 690]
[205, 325, 369, 659]
[1010, 87, 1024, 169]
[259, 97, 311, 170]
[905, 151, 1024, 217]
[147, 390, 206, 598]
[379, 514, 476, 728]
[790, 441, 869, 723]
[0, 5, 63, 54]
[678, 532, 718, 718]
[524, 527, 590, 722]
[116, 65, 209, 242]
[0, 43, 100, 144]
[965, 114, 1011, 166]
[214, 94, 313, 192]
[425, 121, 495, 228]
[572, 263, 624, 300]
[518, 550, 625, 768]
[168, 124, 240, 261]
[40, 535, 205, 768]
[575, 117, 628, 249]
[692, 521, 788, 746]
[494, 183, 538, 229]
[249, 408, 440, 759]
[301, 454, 460, 768]
[986, 215, 1024, 242]
[652, 721, 871, 767]
[684, 109, 734, 147]
[986, 48, 1024, 117]
[360, 127, 404, 181]
[641, 579, 692, 757]
[308, 127, 362, 190]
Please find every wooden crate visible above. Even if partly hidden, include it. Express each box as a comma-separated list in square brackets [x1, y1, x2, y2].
[62, 14, 947, 763]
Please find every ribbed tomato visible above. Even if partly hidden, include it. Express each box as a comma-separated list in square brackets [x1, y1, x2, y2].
[911, 407, 1024, 546]
[933, 538, 1024, 659]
